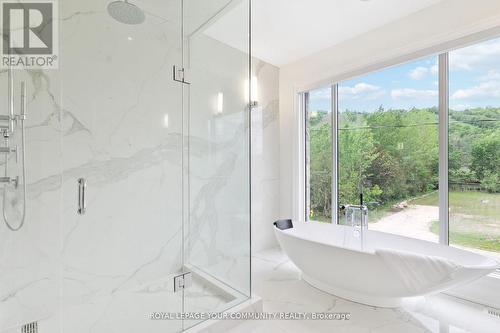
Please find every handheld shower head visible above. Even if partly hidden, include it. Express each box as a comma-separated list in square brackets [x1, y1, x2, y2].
[107, 1, 145, 25]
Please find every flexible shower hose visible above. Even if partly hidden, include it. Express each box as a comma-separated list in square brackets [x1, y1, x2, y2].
[3, 117, 27, 231]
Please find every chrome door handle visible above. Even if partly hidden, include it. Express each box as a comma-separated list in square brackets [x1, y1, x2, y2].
[77, 178, 86, 215]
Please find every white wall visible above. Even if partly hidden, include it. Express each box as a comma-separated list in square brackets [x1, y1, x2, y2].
[251, 59, 280, 252]
[279, 0, 500, 221]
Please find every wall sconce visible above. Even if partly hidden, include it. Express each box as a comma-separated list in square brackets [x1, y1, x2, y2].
[163, 114, 169, 128]
[216, 92, 224, 114]
[245, 76, 259, 108]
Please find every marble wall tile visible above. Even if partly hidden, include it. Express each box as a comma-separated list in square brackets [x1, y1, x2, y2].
[251, 60, 280, 253]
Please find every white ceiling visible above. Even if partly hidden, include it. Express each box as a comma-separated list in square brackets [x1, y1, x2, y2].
[205, 0, 444, 67]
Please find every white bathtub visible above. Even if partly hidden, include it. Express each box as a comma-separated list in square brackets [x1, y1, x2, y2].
[274, 221, 499, 307]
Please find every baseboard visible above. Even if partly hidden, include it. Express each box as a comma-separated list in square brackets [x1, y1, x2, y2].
[183, 297, 263, 333]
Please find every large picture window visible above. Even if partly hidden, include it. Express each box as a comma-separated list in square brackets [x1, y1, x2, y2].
[338, 56, 439, 242]
[304, 37, 499, 260]
[448, 39, 500, 259]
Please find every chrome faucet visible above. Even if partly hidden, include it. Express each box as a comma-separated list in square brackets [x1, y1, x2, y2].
[345, 204, 368, 235]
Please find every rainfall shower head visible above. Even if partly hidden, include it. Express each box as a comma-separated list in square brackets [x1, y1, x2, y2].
[107, 1, 145, 25]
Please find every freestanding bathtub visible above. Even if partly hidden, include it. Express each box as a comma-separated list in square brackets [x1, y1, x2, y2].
[274, 221, 499, 307]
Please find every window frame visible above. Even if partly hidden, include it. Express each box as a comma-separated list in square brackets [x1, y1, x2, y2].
[304, 91, 310, 221]
[300, 41, 500, 308]
[303, 53, 449, 233]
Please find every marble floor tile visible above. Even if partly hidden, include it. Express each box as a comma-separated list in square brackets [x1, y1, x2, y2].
[227, 247, 500, 333]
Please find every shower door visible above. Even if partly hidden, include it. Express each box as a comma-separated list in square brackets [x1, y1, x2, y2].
[182, 0, 251, 329]
[0, 65, 63, 331]
[59, 1, 184, 332]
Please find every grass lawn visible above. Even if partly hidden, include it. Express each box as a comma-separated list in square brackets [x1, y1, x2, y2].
[417, 191, 500, 253]
[411, 191, 500, 219]
[430, 220, 500, 252]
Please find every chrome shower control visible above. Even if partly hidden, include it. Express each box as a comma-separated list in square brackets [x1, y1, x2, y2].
[2, 79, 28, 231]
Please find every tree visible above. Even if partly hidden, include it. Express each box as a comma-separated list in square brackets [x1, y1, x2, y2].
[471, 133, 500, 180]
[338, 112, 378, 206]
[308, 111, 332, 219]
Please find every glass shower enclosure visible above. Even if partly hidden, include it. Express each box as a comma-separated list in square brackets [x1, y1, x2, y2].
[0, 0, 251, 332]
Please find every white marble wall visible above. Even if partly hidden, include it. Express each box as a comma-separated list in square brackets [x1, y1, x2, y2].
[251, 59, 280, 253]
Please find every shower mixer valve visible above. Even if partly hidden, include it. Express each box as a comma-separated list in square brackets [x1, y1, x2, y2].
[0, 144, 18, 158]
[0, 176, 18, 187]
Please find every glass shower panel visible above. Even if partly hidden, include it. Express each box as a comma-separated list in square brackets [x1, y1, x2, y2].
[60, 1, 183, 332]
[0, 67, 63, 331]
[183, 0, 251, 329]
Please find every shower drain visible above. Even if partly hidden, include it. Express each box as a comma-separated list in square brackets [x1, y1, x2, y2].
[487, 307, 500, 319]
[20, 321, 38, 333]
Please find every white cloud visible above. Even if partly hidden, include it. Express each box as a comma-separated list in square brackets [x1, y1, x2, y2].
[430, 63, 439, 75]
[479, 69, 500, 81]
[450, 104, 470, 111]
[338, 83, 385, 101]
[339, 82, 385, 99]
[409, 66, 428, 80]
[339, 83, 380, 95]
[391, 88, 438, 99]
[450, 38, 500, 71]
[451, 81, 500, 99]
[309, 87, 331, 99]
[408, 61, 438, 80]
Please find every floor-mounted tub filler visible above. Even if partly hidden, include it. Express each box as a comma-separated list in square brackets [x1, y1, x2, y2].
[274, 220, 499, 308]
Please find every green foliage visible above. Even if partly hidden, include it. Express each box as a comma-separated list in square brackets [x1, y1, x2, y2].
[338, 116, 378, 206]
[449, 167, 477, 184]
[450, 108, 500, 189]
[338, 108, 439, 209]
[482, 171, 500, 193]
[308, 112, 332, 219]
[307, 106, 499, 222]
[471, 133, 500, 180]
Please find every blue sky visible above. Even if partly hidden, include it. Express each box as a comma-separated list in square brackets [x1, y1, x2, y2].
[309, 37, 500, 113]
